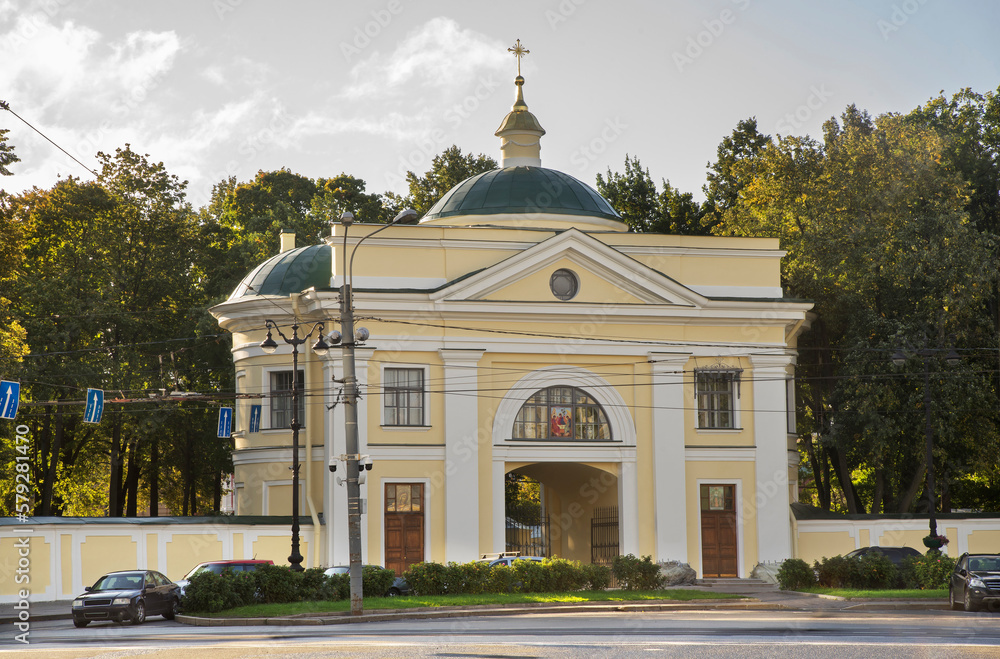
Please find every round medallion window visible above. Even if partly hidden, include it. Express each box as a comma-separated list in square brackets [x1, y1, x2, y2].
[549, 269, 579, 301]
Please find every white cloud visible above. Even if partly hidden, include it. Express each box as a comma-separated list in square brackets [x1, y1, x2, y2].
[343, 17, 507, 100]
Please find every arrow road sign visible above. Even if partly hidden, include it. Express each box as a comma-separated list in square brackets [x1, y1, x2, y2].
[248, 404, 262, 433]
[218, 407, 233, 438]
[0, 381, 20, 420]
[84, 388, 104, 424]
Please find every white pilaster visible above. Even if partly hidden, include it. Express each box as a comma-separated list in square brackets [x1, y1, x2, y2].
[322, 355, 344, 567]
[649, 352, 691, 561]
[439, 348, 486, 562]
[354, 347, 375, 563]
[750, 353, 795, 562]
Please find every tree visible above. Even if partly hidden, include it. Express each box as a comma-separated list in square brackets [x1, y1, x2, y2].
[312, 174, 394, 224]
[714, 107, 999, 514]
[0, 128, 19, 176]
[403, 145, 497, 214]
[596, 155, 707, 234]
[3, 147, 233, 518]
[702, 118, 771, 231]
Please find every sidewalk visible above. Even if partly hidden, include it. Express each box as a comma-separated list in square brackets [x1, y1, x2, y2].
[4, 589, 948, 627]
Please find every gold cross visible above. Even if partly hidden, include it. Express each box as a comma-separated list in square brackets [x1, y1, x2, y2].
[508, 39, 529, 77]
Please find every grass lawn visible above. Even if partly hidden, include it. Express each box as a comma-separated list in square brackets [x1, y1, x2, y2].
[191, 589, 745, 618]
[798, 587, 947, 599]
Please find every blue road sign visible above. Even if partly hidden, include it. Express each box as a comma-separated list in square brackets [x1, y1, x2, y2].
[218, 407, 233, 438]
[248, 404, 262, 433]
[0, 380, 20, 420]
[84, 388, 104, 424]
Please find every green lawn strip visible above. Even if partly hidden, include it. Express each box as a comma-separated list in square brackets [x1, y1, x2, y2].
[798, 587, 947, 599]
[191, 589, 745, 618]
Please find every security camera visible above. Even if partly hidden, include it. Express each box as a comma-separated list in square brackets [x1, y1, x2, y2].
[328, 458, 337, 473]
[359, 455, 373, 471]
[365, 462, 373, 471]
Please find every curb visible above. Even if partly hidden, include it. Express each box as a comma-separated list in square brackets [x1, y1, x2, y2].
[176, 598, 787, 627]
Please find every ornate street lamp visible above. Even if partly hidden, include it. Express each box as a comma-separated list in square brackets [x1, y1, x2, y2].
[337, 207, 417, 615]
[260, 319, 330, 571]
[892, 342, 960, 550]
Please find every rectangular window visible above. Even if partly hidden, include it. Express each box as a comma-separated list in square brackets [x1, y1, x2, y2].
[384, 368, 425, 426]
[269, 370, 304, 429]
[696, 370, 738, 429]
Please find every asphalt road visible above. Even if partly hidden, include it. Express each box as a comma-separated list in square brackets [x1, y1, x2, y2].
[4, 609, 1000, 658]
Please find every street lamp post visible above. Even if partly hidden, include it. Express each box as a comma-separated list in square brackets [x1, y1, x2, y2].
[337, 208, 418, 616]
[260, 319, 330, 572]
[892, 342, 960, 548]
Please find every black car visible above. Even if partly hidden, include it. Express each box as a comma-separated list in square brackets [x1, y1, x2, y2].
[845, 546, 922, 566]
[950, 553, 1000, 612]
[72, 570, 180, 627]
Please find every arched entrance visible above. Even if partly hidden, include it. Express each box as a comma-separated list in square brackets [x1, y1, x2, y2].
[490, 366, 640, 561]
[505, 462, 619, 565]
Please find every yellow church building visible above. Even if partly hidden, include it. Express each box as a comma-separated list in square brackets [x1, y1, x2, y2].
[209, 61, 813, 579]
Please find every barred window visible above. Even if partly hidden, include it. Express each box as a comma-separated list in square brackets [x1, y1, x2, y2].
[696, 370, 739, 429]
[384, 368, 425, 426]
[512, 386, 611, 441]
[270, 370, 304, 429]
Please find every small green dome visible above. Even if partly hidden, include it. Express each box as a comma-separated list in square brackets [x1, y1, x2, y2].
[421, 167, 622, 223]
[229, 244, 331, 299]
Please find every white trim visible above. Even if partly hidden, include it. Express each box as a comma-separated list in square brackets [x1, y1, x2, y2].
[695, 479, 745, 578]
[366, 445, 446, 460]
[378, 477, 432, 568]
[378, 362, 431, 428]
[430, 229, 705, 306]
[492, 366, 637, 448]
[259, 365, 305, 431]
[261, 479, 304, 516]
[688, 285, 784, 299]
[693, 366, 742, 431]
[332, 275, 448, 289]
[685, 447, 756, 461]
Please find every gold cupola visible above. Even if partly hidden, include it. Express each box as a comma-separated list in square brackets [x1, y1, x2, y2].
[495, 39, 545, 167]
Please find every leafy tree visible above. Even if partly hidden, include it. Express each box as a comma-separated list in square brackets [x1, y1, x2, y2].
[715, 107, 999, 514]
[403, 145, 497, 214]
[596, 155, 707, 234]
[0, 127, 19, 176]
[702, 118, 771, 231]
[3, 147, 232, 518]
[312, 173, 394, 225]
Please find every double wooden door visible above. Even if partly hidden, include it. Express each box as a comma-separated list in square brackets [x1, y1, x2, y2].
[700, 484, 738, 578]
[384, 483, 424, 577]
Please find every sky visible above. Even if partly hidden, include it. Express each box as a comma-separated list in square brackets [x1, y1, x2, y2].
[1, 0, 999, 210]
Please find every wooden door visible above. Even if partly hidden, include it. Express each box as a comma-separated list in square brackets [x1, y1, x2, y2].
[384, 483, 424, 576]
[700, 484, 737, 578]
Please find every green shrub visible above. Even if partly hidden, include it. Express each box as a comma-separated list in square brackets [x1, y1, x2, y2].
[908, 550, 955, 589]
[403, 561, 449, 596]
[814, 555, 857, 588]
[776, 558, 816, 590]
[253, 563, 300, 604]
[362, 565, 397, 598]
[612, 554, 664, 591]
[542, 557, 587, 592]
[582, 563, 611, 591]
[854, 553, 897, 589]
[486, 564, 518, 593]
[512, 558, 550, 592]
[460, 560, 494, 595]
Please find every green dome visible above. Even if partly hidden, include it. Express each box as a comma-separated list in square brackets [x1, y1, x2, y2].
[421, 167, 622, 223]
[229, 244, 331, 299]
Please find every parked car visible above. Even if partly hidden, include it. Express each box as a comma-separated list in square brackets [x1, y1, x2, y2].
[71, 570, 180, 627]
[845, 546, 922, 566]
[175, 559, 274, 595]
[950, 553, 1000, 612]
[324, 565, 410, 596]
